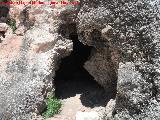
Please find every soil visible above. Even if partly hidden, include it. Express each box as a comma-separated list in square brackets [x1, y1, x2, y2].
[47, 68, 110, 120]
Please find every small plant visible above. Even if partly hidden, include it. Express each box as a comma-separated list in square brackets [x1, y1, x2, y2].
[6, 18, 16, 32]
[42, 96, 62, 119]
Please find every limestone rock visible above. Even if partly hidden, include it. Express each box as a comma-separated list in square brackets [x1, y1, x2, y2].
[0, 3, 76, 119]
[104, 99, 116, 120]
[101, 25, 113, 40]
[0, 0, 160, 119]
[77, 0, 160, 119]
[0, 23, 12, 35]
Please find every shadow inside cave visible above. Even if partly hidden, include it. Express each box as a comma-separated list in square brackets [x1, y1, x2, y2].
[0, 0, 10, 23]
[0, 0, 10, 43]
[54, 34, 114, 108]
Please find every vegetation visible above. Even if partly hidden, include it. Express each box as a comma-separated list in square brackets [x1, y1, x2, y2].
[42, 95, 62, 119]
[6, 18, 16, 32]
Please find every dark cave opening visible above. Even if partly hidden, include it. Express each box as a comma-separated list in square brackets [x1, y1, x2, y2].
[0, 0, 10, 43]
[0, 31, 5, 42]
[0, 0, 9, 22]
[54, 34, 111, 108]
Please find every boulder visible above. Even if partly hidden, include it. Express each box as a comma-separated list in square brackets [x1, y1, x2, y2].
[77, 0, 160, 119]
[0, 3, 76, 119]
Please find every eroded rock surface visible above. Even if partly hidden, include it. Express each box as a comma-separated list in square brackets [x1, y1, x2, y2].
[0, 0, 160, 119]
[77, 0, 160, 119]
[0, 3, 77, 119]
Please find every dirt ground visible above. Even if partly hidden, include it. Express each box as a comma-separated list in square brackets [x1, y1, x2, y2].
[47, 68, 111, 120]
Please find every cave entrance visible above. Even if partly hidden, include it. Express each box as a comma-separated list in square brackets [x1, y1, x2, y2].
[0, 0, 9, 23]
[54, 34, 109, 108]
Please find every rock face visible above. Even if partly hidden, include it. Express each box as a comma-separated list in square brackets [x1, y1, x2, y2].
[0, 0, 160, 119]
[76, 0, 119, 94]
[0, 3, 77, 119]
[77, 0, 160, 119]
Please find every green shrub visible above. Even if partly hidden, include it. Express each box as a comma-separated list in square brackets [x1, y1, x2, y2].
[42, 96, 62, 119]
[6, 18, 16, 32]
